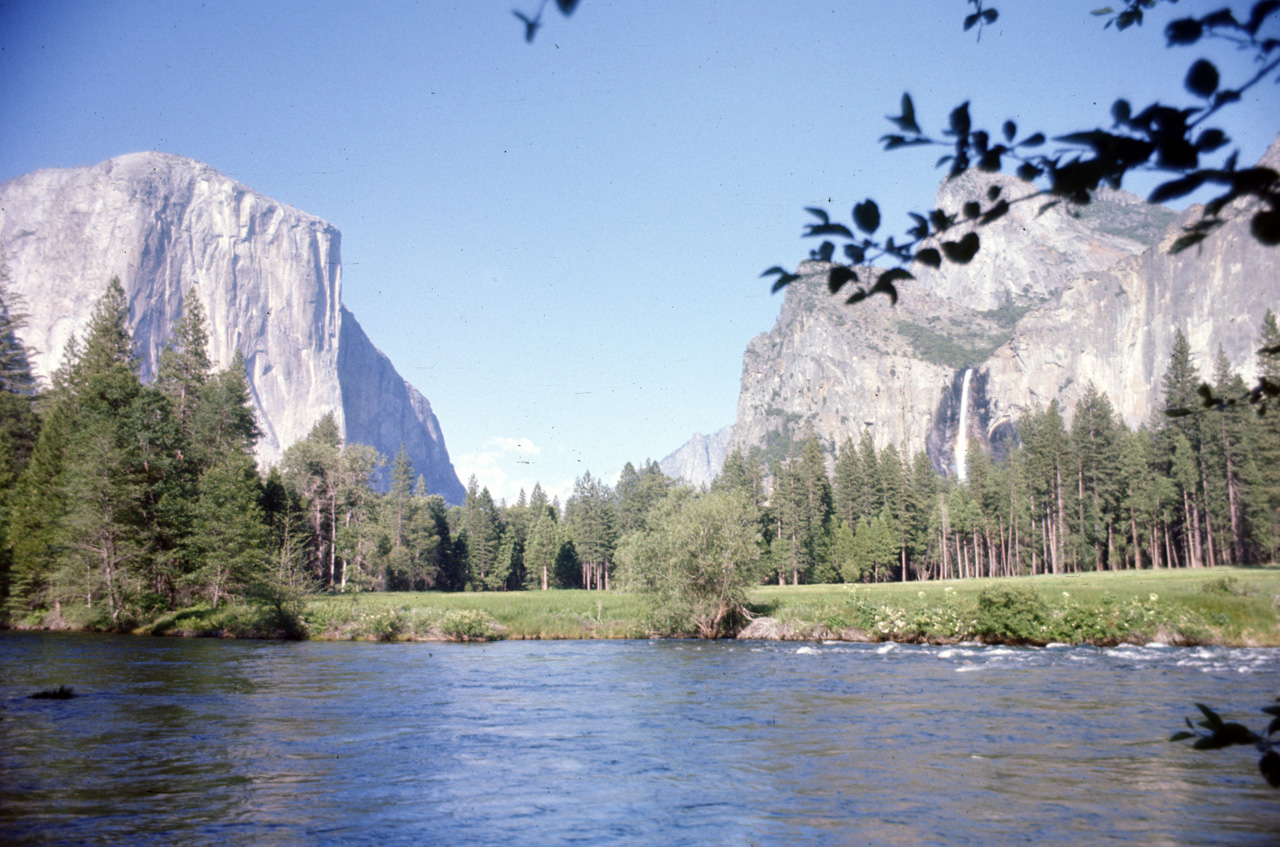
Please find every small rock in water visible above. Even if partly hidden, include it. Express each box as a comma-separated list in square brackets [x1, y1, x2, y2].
[29, 685, 76, 700]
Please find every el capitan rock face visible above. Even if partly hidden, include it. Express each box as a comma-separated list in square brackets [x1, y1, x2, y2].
[665, 136, 1278, 484]
[0, 152, 465, 503]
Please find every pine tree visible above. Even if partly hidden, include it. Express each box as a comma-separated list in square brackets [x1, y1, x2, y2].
[566, 471, 617, 589]
[186, 450, 268, 607]
[616, 459, 674, 535]
[280, 413, 342, 586]
[0, 264, 40, 615]
[155, 291, 211, 438]
[1071, 383, 1122, 571]
[461, 476, 503, 590]
[1253, 310, 1280, 558]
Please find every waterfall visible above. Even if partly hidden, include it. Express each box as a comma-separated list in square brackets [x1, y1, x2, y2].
[955, 368, 974, 482]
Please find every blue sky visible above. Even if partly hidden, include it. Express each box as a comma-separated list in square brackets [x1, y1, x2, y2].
[1, 0, 1276, 505]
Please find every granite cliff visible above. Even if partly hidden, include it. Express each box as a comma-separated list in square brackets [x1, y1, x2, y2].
[666, 136, 1278, 484]
[0, 153, 465, 503]
[658, 425, 732, 489]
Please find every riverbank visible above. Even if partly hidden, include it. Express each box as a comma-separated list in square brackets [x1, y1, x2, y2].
[92, 565, 1279, 646]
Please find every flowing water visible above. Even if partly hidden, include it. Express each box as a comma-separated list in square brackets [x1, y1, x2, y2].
[955, 367, 973, 483]
[2, 633, 1278, 846]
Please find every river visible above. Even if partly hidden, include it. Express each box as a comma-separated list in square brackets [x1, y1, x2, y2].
[2, 633, 1277, 846]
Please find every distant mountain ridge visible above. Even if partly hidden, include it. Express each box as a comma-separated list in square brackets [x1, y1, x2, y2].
[658, 425, 732, 489]
[662, 134, 1279, 484]
[0, 152, 465, 503]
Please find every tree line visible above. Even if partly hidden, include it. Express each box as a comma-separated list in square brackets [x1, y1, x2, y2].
[2, 275, 1277, 630]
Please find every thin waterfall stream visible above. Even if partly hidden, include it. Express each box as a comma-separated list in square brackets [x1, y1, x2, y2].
[955, 368, 973, 481]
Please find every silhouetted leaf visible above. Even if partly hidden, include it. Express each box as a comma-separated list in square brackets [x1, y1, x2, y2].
[844, 243, 866, 264]
[982, 8, 998, 23]
[812, 241, 835, 263]
[1170, 231, 1208, 253]
[1261, 751, 1280, 788]
[1149, 173, 1209, 204]
[1112, 99, 1132, 124]
[1202, 8, 1240, 28]
[804, 207, 830, 224]
[907, 212, 930, 240]
[1165, 17, 1203, 44]
[1037, 199, 1061, 216]
[555, 0, 579, 14]
[941, 232, 980, 263]
[987, 185, 1002, 201]
[964, 12, 981, 30]
[1169, 730, 1197, 742]
[948, 102, 971, 138]
[887, 93, 921, 135]
[1017, 162, 1042, 181]
[978, 147, 1005, 171]
[1165, 407, 1194, 418]
[762, 267, 800, 293]
[828, 265, 858, 294]
[1260, 344, 1280, 356]
[805, 222, 856, 239]
[1213, 89, 1242, 109]
[1185, 59, 1220, 98]
[863, 268, 911, 306]
[1269, 716, 1280, 735]
[980, 199, 1010, 224]
[881, 135, 931, 151]
[914, 247, 942, 268]
[963, 201, 981, 219]
[1252, 209, 1280, 245]
[853, 199, 881, 235]
[1092, 7, 1114, 16]
[1246, 0, 1280, 35]
[1020, 132, 1045, 147]
[1002, 120, 1017, 143]
[1196, 703, 1225, 730]
[1195, 128, 1229, 152]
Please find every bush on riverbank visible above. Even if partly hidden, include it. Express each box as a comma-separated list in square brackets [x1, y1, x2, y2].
[754, 566, 1280, 646]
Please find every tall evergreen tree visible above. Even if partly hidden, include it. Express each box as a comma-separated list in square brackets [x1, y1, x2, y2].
[566, 471, 617, 590]
[1253, 310, 1280, 558]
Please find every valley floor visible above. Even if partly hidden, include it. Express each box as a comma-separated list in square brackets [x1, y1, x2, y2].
[104, 565, 1280, 647]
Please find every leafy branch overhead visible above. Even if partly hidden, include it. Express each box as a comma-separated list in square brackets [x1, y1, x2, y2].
[765, 0, 1280, 306]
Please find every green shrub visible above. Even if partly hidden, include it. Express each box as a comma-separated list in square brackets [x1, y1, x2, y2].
[974, 585, 1049, 643]
[438, 609, 503, 642]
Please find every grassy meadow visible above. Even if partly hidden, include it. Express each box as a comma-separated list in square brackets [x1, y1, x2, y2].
[136, 564, 1280, 646]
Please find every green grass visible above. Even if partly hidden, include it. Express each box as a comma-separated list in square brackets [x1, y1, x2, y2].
[302, 589, 652, 641]
[127, 566, 1280, 644]
[748, 566, 1280, 646]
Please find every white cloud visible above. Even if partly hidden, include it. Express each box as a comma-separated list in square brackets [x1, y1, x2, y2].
[454, 436, 571, 507]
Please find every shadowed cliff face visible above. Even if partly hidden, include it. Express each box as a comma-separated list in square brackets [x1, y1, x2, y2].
[0, 152, 464, 502]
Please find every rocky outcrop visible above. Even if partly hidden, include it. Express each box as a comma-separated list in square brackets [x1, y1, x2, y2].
[658, 425, 732, 489]
[983, 139, 1280, 433]
[0, 152, 465, 502]
[691, 135, 1277, 480]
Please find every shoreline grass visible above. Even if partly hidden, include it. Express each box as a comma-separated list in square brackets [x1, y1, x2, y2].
[10, 565, 1279, 646]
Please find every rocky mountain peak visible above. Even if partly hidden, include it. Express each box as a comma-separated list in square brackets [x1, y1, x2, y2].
[0, 153, 465, 502]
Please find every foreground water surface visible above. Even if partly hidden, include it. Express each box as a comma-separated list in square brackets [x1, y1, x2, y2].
[1, 632, 1277, 846]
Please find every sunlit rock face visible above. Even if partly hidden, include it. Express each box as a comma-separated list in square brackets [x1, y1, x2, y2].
[983, 136, 1280, 434]
[658, 425, 732, 489]
[0, 152, 465, 502]
[667, 134, 1277, 484]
